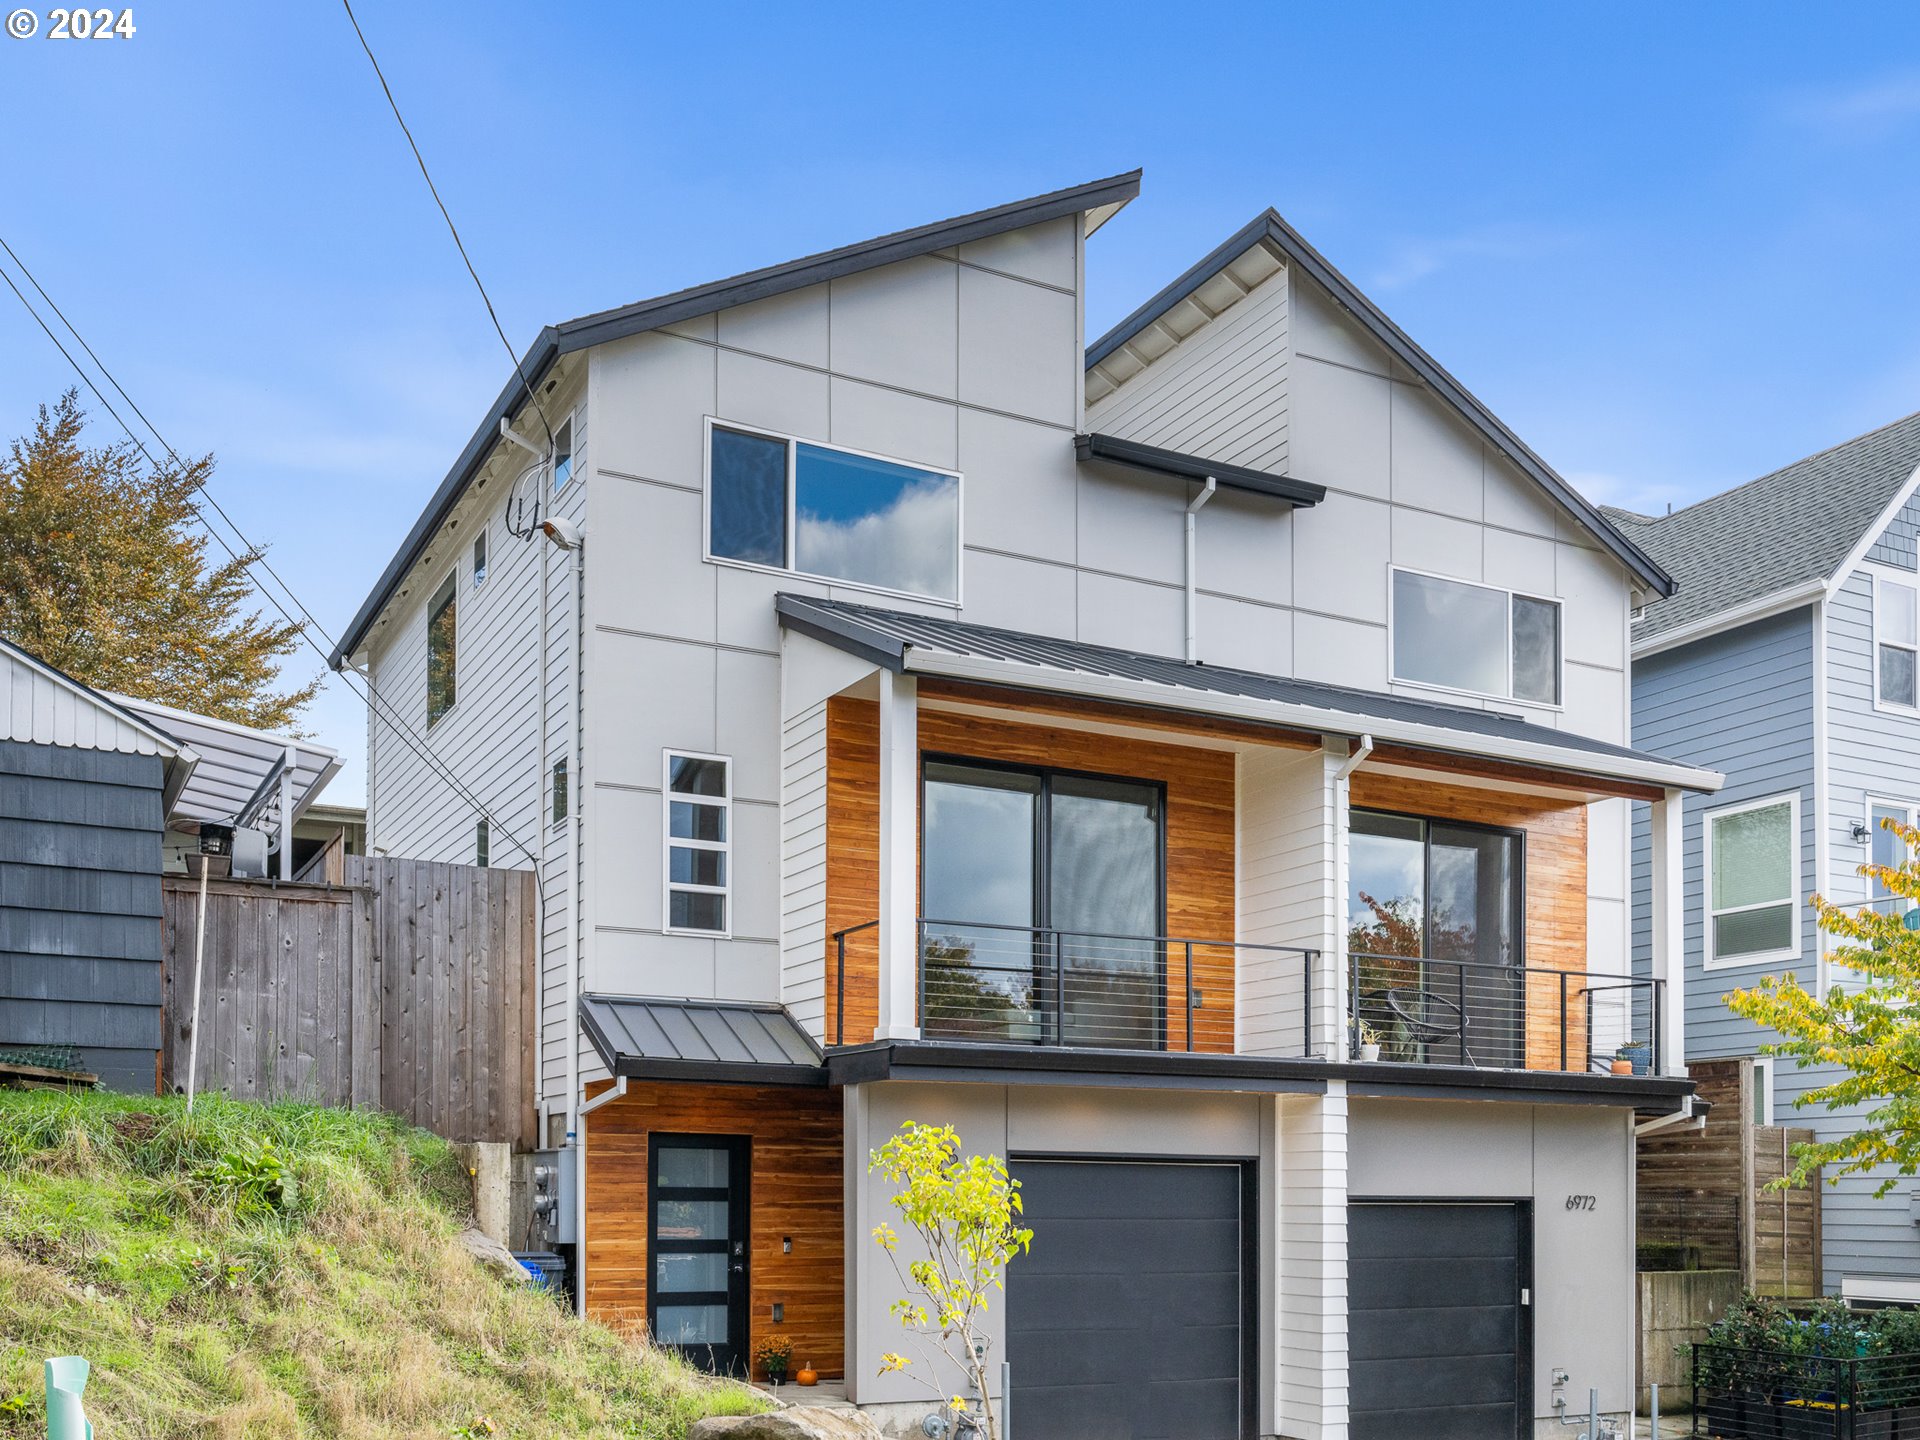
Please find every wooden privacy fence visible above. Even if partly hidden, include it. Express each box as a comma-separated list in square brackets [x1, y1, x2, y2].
[1636, 1057, 1821, 1298]
[161, 856, 536, 1147]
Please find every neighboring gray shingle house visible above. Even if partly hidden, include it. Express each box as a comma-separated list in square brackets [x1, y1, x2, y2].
[1613, 408, 1920, 1302]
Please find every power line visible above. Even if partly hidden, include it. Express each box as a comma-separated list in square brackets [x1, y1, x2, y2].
[339, 0, 552, 446]
[0, 241, 543, 871]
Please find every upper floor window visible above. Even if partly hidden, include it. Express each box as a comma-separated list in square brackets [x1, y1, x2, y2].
[1703, 792, 1799, 970]
[664, 751, 730, 936]
[1869, 800, 1912, 915]
[1390, 568, 1561, 706]
[1875, 571, 1918, 708]
[705, 420, 961, 602]
[475, 817, 490, 868]
[472, 530, 488, 587]
[427, 573, 457, 725]
[552, 416, 574, 491]
[552, 758, 570, 826]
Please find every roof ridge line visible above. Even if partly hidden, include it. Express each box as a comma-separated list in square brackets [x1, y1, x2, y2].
[1646, 406, 1920, 527]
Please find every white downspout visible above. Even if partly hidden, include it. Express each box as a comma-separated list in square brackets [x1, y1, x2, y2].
[1184, 477, 1217, 664]
[563, 534, 587, 1315]
[1333, 734, 1374, 782]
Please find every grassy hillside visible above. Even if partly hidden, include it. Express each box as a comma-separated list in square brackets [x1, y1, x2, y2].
[0, 1091, 764, 1439]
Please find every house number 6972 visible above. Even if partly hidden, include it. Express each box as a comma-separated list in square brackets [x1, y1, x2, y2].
[1565, 1194, 1597, 1211]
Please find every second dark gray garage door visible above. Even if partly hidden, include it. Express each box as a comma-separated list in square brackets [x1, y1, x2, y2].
[1008, 1160, 1247, 1440]
[1348, 1201, 1528, 1440]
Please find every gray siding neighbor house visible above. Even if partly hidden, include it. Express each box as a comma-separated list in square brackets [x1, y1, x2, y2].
[0, 637, 193, 1090]
[1611, 408, 1920, 1302]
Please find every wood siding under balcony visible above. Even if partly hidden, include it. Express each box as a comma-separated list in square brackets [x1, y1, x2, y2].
[823, 694, 1238, 1051]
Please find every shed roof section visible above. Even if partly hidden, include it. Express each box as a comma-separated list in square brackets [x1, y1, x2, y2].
[107, 692, 339, 838]
[1604, 409, 1920, 647]
[330, 170, 1143, 667]
[580, 995, 826, 1084]
[1084, 210, 1677, 598]
[776, 593, 1721, 793]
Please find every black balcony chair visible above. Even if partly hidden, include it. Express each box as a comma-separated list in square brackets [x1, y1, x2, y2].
[1384, 985, 1474, 1066]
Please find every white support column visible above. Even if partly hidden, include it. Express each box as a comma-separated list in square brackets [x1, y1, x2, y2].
[1650, 786, 1686, 1076]
[1275, 1083, 1350, 1440]
[876, 669, 920, 1041]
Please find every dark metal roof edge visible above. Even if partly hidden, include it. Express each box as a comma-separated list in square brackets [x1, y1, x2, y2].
[556, 169, 1143, 352]
[1086, 210, 1678, 599]
[775, 593, 908, 671]
[578, 992, 826, 1072]
[1074, 432, 1326, 506]
[334, 171, 1143, 665]
[331, 327, 562, 665]
[611, 1056, 829, 1088]
[1342, 1064, 1695, 1109]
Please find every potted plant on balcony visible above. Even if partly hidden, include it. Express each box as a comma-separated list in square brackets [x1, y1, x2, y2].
[1354, 1019, 1382, 1063]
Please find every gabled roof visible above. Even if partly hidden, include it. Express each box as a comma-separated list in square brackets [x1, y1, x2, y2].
[776, 593, 1721, 793]
[1086, 210, 1677, 599]
[1604, 410, 1920, 651]
[330, 170, 1144, 667]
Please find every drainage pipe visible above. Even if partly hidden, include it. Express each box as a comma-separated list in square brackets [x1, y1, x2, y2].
[1183, 476, 1216, 663]
[184, 858, 210, 1110]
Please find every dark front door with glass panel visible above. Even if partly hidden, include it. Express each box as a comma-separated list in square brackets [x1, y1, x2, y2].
[921, 760, 1166, 1048]
[1348, 811, 1524, 1068]
[649, 1135, 750, 1375]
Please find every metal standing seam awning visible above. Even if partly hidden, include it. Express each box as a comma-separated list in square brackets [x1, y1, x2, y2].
[775, 592, 1724, 795]
[580, 995, 828, 1086]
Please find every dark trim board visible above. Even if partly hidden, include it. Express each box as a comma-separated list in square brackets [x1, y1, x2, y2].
[828, 1038, 1329, 1094]
[1073, 432, 1325, 507]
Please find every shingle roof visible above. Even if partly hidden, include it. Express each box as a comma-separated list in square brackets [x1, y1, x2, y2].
[776, 594, 1720, 792]
[579, 995, 825, 1082]
[1603, 410, 1920, 645]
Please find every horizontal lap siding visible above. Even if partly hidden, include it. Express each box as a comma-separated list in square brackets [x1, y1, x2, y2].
[824, 696, 1239, 1051]
[582, 1079, 844, 1380]
[0, 739, 164, 1090]
[1626, 609, 1817, 1056]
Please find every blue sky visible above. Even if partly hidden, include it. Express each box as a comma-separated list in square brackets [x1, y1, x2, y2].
[4, 3, 1920, 801]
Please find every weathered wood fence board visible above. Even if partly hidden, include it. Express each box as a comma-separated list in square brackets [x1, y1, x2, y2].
[161, 856, 534, 1147]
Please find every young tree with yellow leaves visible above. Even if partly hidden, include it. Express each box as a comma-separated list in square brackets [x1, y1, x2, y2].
[0, 392, 316, 731]
[868, 1121, 1032, 1440]
[1726, 814, 1920, 1193]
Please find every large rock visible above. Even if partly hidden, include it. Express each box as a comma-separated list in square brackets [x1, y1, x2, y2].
[457, 1225, 525, 1281]
[686, 1408, 886, 1440]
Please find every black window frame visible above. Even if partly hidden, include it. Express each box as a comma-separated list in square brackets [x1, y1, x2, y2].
[426, 571, 458, 726]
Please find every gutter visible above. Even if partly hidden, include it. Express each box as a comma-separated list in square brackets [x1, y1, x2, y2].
[1634, 1093, 1706, 1138]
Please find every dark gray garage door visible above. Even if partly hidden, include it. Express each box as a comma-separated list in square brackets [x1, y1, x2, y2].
[1008, 1160, 1247, 1440]
[1348, 1201, 1528, 1440]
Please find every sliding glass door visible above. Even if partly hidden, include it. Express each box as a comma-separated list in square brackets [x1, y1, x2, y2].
[922, 760, 1165, 1048]
[1348, 810, 1523, 1067]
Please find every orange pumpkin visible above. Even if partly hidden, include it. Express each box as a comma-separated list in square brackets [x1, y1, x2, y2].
[796, 1362, 819, 1387]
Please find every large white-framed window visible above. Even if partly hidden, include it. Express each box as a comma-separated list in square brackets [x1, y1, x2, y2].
[702, 417, 963, 604]
[1873, 567, 1920, 710]
[426, 569, 458, 726]
[664, 750, 730, 937]
[1702, 791, 1801, 971]
[1388, 567, 1563, 706]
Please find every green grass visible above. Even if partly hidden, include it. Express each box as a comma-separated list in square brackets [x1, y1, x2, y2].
[0, 1090, 766, 1439]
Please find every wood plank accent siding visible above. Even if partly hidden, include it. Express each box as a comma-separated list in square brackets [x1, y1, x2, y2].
[823, 695, 1238, 1051]
[582, 1080, 844, 1380]
[1349, 769, 1589, 1072]
[159, 856, 537, 1145]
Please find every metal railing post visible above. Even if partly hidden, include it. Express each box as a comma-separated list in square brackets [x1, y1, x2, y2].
[1456, 961, 1467, 1066]
[1051, 929, 1065, 1046]
[1559, 971, 1568, 1073]
[1653, 978, 1664, 1076]
[1304, 948, 1317, 1058]
[1349, 951, 1361, 1059]
[1185, 941, 1194, 1053]
[836, 931, 846, 1046]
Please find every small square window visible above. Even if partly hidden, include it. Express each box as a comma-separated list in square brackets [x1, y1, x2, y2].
[552, 758, 569, 825]
[664, 750, 730, 936]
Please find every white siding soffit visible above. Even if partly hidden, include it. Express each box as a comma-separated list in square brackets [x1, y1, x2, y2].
[777, 593, 1723, 794]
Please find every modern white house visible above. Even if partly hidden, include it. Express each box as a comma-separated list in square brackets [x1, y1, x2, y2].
[332, 171, 1721, 1440]
[1610, 413, 1920, 1306]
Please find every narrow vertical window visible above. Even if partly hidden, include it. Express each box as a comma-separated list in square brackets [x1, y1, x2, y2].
[475, 817, 490, 867]
[552, 758, 570, 825]
[664, 751, 730, 935]
[1876, 573, 1918, 708]
[552, 417, 574, 492]
[1870, 802, 1912, 915]
[427, 573, 457, 724]
[473, 530, 488, 587]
